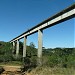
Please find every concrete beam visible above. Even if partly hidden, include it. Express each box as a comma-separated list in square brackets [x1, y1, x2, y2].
[38, 30, 43, 65]
[23, 36, 27, 62]
[16, 39, 19, 58]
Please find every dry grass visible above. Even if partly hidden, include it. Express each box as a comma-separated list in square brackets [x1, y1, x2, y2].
[25, 66, 75, 75]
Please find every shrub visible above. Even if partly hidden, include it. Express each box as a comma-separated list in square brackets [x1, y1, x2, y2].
[0, 66, 5, 74]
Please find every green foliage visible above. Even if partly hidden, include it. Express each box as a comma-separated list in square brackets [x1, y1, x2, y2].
[13, 55, 23, 61]
[30, 56, 37, 67]
[27, 42, 37, 57]
[19, 41, 23, 55]
[43, 47, 75, 68]
[0, 41, 75, 69]
[0, 41, 13, 62]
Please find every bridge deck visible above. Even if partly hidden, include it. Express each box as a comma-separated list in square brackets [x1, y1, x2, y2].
[10, 4, 75, 42]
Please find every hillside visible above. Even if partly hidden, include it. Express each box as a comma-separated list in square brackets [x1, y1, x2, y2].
[0, 41, 75, 75]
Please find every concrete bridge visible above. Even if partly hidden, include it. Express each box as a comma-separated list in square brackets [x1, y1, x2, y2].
[10, 4, 75, 65]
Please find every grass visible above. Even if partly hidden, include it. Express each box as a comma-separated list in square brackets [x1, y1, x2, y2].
[0, 61, 22, 66]
[26, 66, 75, 75]
[0, 61, 75, 75]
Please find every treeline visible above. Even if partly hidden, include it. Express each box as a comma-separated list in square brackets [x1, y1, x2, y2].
[0, 41, 13, 62]
[42, 47, 75, 68]
[0, 41, 75, 68]
[0, 41, 37, 63]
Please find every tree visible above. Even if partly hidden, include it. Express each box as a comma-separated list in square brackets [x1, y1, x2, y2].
[19, 41, 23, 55]
[0, 42, 13, 62]
[27, 42, 37, 57]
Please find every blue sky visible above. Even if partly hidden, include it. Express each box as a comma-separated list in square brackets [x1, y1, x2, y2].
[0, 0, 74, 48]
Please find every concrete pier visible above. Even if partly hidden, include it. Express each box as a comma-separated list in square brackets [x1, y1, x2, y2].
[23, 36, 27, 62]
[12, 41, 15, 54]
[38, 30, 43, 65]
[16, 39, 19, 58]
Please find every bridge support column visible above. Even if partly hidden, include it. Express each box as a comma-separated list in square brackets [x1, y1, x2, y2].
[38, 29, 43, 66]
[23, 36, 27, 62]
[16, 39, 19, 58]
[12, 41, 15, 54]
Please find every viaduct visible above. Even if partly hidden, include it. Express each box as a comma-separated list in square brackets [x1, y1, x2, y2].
[10, 4, 75, 65]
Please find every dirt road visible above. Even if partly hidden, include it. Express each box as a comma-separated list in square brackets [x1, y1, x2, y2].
[1, 65, 21, 75]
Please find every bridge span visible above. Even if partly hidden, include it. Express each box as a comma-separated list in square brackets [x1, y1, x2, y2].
[10, 4, 75, 65]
